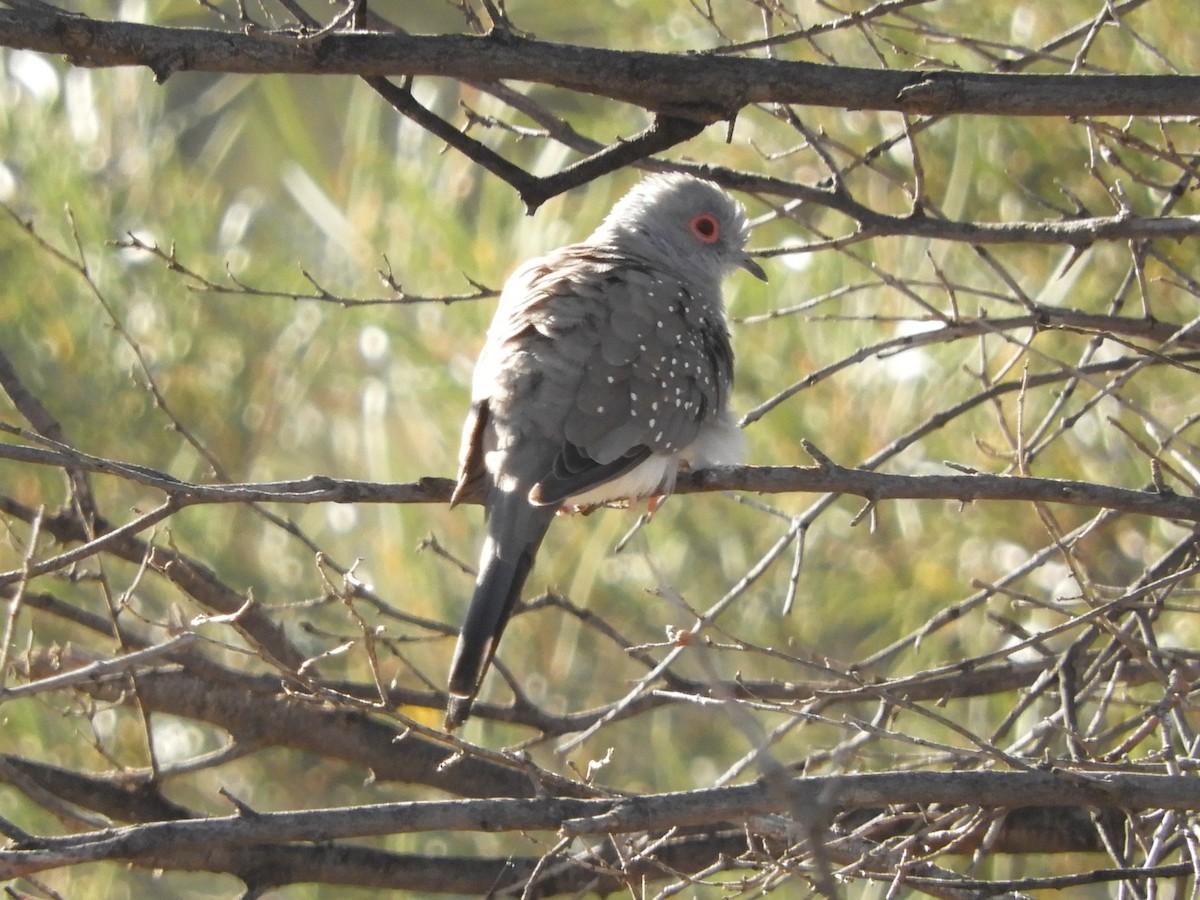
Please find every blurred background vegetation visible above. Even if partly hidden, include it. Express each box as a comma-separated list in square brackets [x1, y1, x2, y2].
[2, 0, 1199, 896]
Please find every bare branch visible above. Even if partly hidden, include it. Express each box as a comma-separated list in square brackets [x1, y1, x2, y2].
[2, 770, 1198, 880]
[3, 11, 1200, 117]
[2, 438, 1197, 524]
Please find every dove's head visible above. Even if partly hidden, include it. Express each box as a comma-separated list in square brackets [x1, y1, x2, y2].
[593, 173, 766, 285]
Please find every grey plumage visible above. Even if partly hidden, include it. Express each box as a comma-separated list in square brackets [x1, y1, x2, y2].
[446, 174, 765, 729]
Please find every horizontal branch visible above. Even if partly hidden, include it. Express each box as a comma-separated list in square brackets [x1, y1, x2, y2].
[130, 831, 751, 895]
[4, 10, 1200, 118]
[3, 769, 1197, 878]
[2, 440, 1197, 522]
[749, 179, 1200, 247]
[1, 743, 1127, 889]
[681, 462, 1200, 522]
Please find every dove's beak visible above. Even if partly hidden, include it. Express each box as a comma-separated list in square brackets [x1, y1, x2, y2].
[739, 254, 768, 281]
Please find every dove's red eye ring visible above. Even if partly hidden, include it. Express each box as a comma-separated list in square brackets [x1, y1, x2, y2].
[689, 214, 720, 243]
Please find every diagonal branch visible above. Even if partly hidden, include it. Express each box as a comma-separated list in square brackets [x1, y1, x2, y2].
[365, 76, 706, 210]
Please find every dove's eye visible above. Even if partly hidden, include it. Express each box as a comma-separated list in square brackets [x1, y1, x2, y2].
[689, 214, 720, 243]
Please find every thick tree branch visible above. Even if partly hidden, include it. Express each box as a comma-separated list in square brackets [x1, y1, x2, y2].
[132, 832, 753, 896]
[0, 751, 751, 892]
[2, 769, 1198, 879]
[3, 10, 1200, 118]
[17, 653, 593, 801]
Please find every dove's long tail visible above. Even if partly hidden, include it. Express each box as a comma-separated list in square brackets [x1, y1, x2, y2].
[445, 490, 556, 730]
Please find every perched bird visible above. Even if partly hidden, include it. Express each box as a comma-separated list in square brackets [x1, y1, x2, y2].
[445, 173, 766, 729]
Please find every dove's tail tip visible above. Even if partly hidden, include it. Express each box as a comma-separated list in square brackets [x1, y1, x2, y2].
[444, 694, 473, 731]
